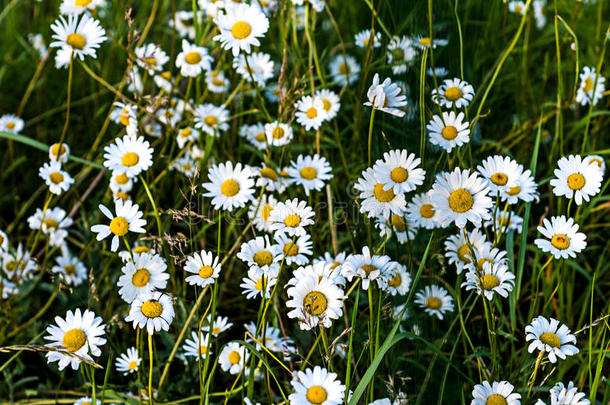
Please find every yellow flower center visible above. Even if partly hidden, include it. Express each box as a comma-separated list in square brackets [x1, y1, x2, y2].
[457, 244, 474, 263]
[141, 300, 163, 318]
[212, 327, 221, 335]
[448, 188, 474, 213]
[583, 77, 594, 93]
[490, 173, 508, 186]
[231, 21, 252, 39]
[255, 132, 266, 142]
[419, 37, 431, 46]
[303, 291, 327, 315]
[300, 166, 317, 180]
[284, 214, 301, 228]
[330, 260, 341, 269]
[63, 328, 87, 352]
[64, 264, 77, 275]
[109, 216, 129, 236]
[338, 63, 349, 75]
[132, 268, 151, 287]
[116, 192, 129, 201]
[199, 345, 208, 355]
[390, 167, 408, 183]
[567, 173, 585, 190]
[486, 394, 507, 405]
[444, 86, 463, 101]
[6, 122, 15, 129]
[283, 242, 299, 256]
[505, 185, 520, 196]
[426, 297, 442, 310]
[480, 274, 500, 290]
[184, 51, 202, 65]
[115, 173, 129, 185]
[204, 115, 218, 127]
[180, 128, 192, 138]
[51, 143, 67, 157]
[213, 78, 225, 86]
[261, 204, 273, 221]
[66, 33, 87, 50]
[254, 276, 266, 291]
[220, 179, 240, 197]
[272, 126, 285, 139]
[539, 332, 561, 348]
[390, 214, 407, 232]
[590, 158, 603, 168]
[322, 99, 331, 111]
[119, 109, 131, 126]
[419, 204, 435, 218]
[551, 234, 570, 250]
[121, 152, 139, 167]
[306, 385, 328, 404]
[143, 57, 157, 65]
[253, 251, 273, 266]
[226, 350, 242, 365]
[360, 264, 378, 276]
[133, 246, 151, 254]
[43, 218, 59, 229]
[515, 5, 523, 13]
[441, 125, 458, 140]
[260, 167, 278, 181]
[477, 258, 494, 270]
[75, 0, 92, 6]
[129, 361, 138, 370]
[198, 265, 214, 279]
[161, 71, 171, 80]
[49, 172, 64, 184]
[305, 107, 318, 119]
[388, 272, 401, 287]
[373, 183, 395, 203]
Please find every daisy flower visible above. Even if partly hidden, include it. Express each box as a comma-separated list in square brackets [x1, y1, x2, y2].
[386, 263, 412, 296]
[288, 260, 347, 288]
[183, 331, 212, 359]
[427, 111, 470, 152]
[202, 314, 233, 336]
[413, 35, 448, 49]
[27, 206, 73, 247]
[0, 114, 24, 133]
[485, 208, 524, 234]
[508, 1, 527, 14]
[206, 70, 230, 93]
[286, 273, 345, 330]
[264, 121, 293, 146]
[584, 154, 605, 173]
[431, 78, 475, 109]
[237, 236, 280, 270]
[429, 168, 492, 228]
[50, 14, 107, 61]
[117, 252, 169, 303]
[39, 161, 74, 195]
[501, 168, 538, 205]
[253, 164, 285, 192]
[233, 52, 274, 85]
[407, 192, 440, 229]
[576, 66, 605, 106]
[176, 127, 199, 149]
[313, 251, 348, 279]
[536, 381, 590, 405]
[115, 347, 141, 375]
[274, 233, 313, 266]
[44, 308, 106, 371]
[287, 154, 333, 196]
[219, 342, 247, 374]
[213, 3, 270, 56]
[240, 266, 278, 299]
[444, 229, 490, 274]
[74, 398, 100, 405]
[110, 102, 138, 137]
[477, 155, 523, 194]
[414, 285, 454, 320]
[170, 10, 200, 39]
[194, 103, 230, 136]
[364, 73, 407, 117]
[176, 40, 213, 77]
[269, 198, 315, 237]
[550, 155, 603, 205]
[183, 250, 221, 287]
[248, 194, 278, 233]
[533, 0, 547, 29]
[316, 89, 341, 120]
[341, 246, 394, 290]
[103, 135, 153, 177]
[59, 0, 104, 15]
[471, 381, 521, 405]
[462, 261, 515, 300]
[355, 167, 407, 219]
[295, 95, 328, 131]
[374, 149, 425, 194]
[0, 229, 9, 253]
[2, 243, 37, 282]
[135, 43, 169, 75]
[375, 213, 417, 244]
[328, 54, 360, 86]
[244, 322, 296, 355]
[126, 291, 175, 334]
[49, 142, 70, 163]
[525, 316, 579, 363]
[386, 35, 417, 74]
[289, 366, 346, 405]
[202, 161, 255, 212]
[241, 122, 267, 150]
[535, 216, 587, 259]
[354, 29, 381, 48]
[427, 66, 449, 77]
[90, 199, 147, 252]
[51, 249, 87, 286]
[109, 171, 135, 193]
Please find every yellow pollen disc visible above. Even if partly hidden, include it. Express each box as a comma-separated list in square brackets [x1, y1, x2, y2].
[338, 63, 349, 75]
[141, 300, 163, 318]
[477, 258, 494, 270]
[259, 167, 278, 181]
[63, 328, 87, 352]
[305, 107, 318, 119]
[143, 57, 157, 65]
[279, 170, 290, 177]
[121, 152, 139, 167]
[303, 291, 327, 315]
[161, 71, 171, 80]
[133, 246, 151, 254]
[64, 264, 76, 275]
[567, 173, 585, 190]
[75, 0, 92, 6]
[360, 264, 378, 276]
[213, 78, 225, 86]
[204, 115, 218, 127]
[132, 268, 151, 287]
[322, 99, 331, 111]
[419, 37, 431, 46]
[5, 261, 18, 272]
[199, 346, 208, 355]
[539, 332, 561, 348]
[184, 51, 202, 65]
[109, 216, 129, 236]
[390, 214, 407, 232]
[551, 234, 570, 250]
[448, 188, 474, 213]
[272, 127, 285, 139]
[180, 128, 192, 138]
[480, 274, 500, 290]
[441, 125, 458, 140]
[66, 33, 87, 50]
[116, 192, 129, 201]
[419, 204, 435, 218]
[330, 260, 340, 269]
[486, 394, 507, 405]
[583, 77, 594, 93]
[198, 265, 214, 279]
[283, 242, 299, 256]
[43, 218, 59, 229]
[457, 244, 474, 263]
[388, 273, 401, 287]
[284, 214, 301, 228]
[220, 179, 240, 197]
[426, 297, 442, 310]
[119, 109, 130, 126]
[128, 361, 138, 370]
[444, 86, 463, 101]
[228, 350, 241, 364]
[231, 21, 252, 39]
[590, 158, 603, 167]
[490, 173, 508, 186]
[261, 204, 273, 221]
[255, 132, 266, 142]
[253, 251, 273, 266]
[390, 167, 408, 183]
[505, 185, 520, 196]
[115, 173, 129, 185]
[51, 143, 67, 157]
[49, 172, 64, 184]
[300, 166, 317, 180]
[306, 385, 328, 404]
[254, 276, 266, 291]
[515, 5, 523, 13]
[212, 327, 221, 335]
[373, 183, 395, 203]
[363, 38, 370, 46]
[6, 122, 15, 129]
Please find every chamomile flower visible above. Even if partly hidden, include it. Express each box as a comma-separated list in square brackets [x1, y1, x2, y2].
[269, 199, 315, 237]
[202, 161, 254, 211]
[386, 263, 412, 296]
[406, 192, 440, 229]
[413, 35, 448, 49]
[537, 381, 590, 405]
[584, 154, 605, 173]
[287, 154, 333, 196]
[219, 342, 247, 374]
[432, 78, 475, 109]
[0, 114, 24, 133]
[355, 167, 407, 219]
[462, 261, 515, 300]
[170, 11, 199, 39]
[27, 206, 73, 247]
[205, 70, 230, 93]
[375, 213, 417, 244]
[0, 230, 8, 253]
[576, 66, 605, 106]
[386, 35, 417, 74]
[374, 149, 425, 194]
[508, 1, 527, 14]
[427, 111, 471, 152]
[328, 54, 360, 86]
[313, 252, 348, 277]
[501, 168, 538, 204]
[341, 247, 394, 290]
[295, 96, 328, 131]
[364, 74, 407, 117]
[233, 52, 274, 85]
[265, 121, 293, 146]
[183, 331, 211, 359]
[249, 194, 278, 233]
[213, 3, 270, 56]
[51, 249, 87, 286]
[430, 168, 492, 228]
[50, 14, 107, 61]
[135, 43, 169, 75]
[240, 122, 266, 150]
[202, 314, 233, 336]
[117, 252, 169, 303]
[286, 273, 345, 330]
[28, 33, 49, 60]
[244, 322, 295, 355]
[550, 155, 602, 205]
[125, 291, 175, 334]
[39, 162, 74, 195]
[194, 103, 230, 136]
[316, 89, 341, 120]
[525, 316, 579, 363]
[533, 0, 547, 29]
[275, 233, 313, 266]
[74, 398, 101, 405]
[1, 244, 37, 282]
[175, 127, 198, 149]
[103, 135, 153, 177]
[237, 236, 280, 270]
[49, 142, 70, 163]
[471, 381, 521, 405]
[288, 260, 347, 288]
[354, 29, 381, 48]
[289, 366, 346, 405]
[109, 172, 135, 193]
[427, 66, 449, 77]
[535, 216, 587, 259]
[90, 199, 147, 252]
[184, 250, 221, 287]
[59, 0, 104, 15]
[485, 209, 524, 234]
[115, 347, 141, 375]
[444, 229, 490, 274]
[110, 102, 138, 136]
[252, 164, 284, 192]
[44, 308, 106, 371]
[477, 155, 523, 194]
[240, 266, 278, 299]
[414, 285, 454, 320]
[176, 40, 213, 77]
